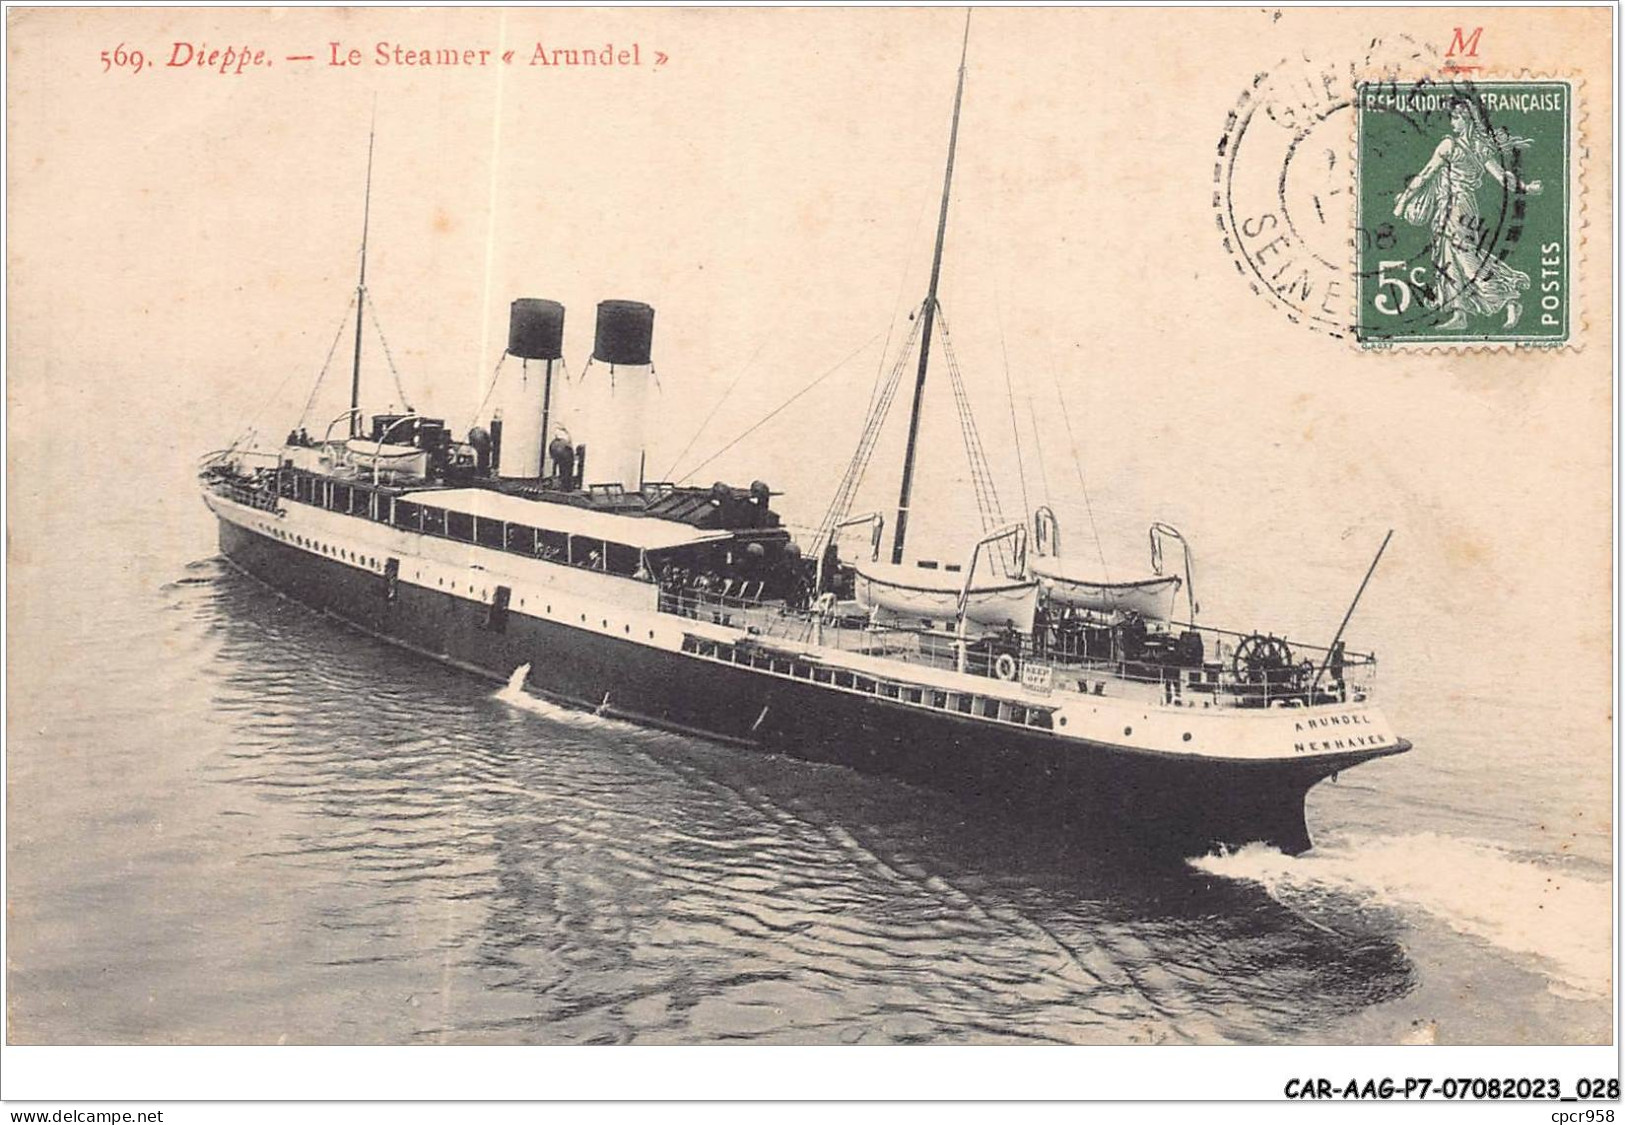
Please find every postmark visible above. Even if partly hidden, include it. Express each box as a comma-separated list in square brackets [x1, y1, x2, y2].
[1214, 38, 1438, 339]
[1354, 78, 1573, 347]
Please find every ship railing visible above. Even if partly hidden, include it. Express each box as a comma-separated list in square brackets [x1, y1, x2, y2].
[199, 447, 282, 470]
[767, 606, 1381, 706]
[657, 589, 1382, 707]
[210, 478, 282, 512]
[657, 580, 774, 626]
[1032, 628, 1379, 706]
[1039, 653, 1378, 707]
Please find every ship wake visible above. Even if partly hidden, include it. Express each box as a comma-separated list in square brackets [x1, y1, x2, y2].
[1191, 832, 1611, 1001]
[493, 663, 648, 735]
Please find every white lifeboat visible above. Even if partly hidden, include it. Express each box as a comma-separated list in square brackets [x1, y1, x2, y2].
[853, 560, 1039, 632]
[1029, 556, 1182, 620]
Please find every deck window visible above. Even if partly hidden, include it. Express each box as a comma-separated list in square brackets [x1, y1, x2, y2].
[507, 524, 535, 554]
[422, 507, 446, 537]
[954, 694, 974, 715]
[446, 511, 474, 543]
[332, 483, 352, 513]
[538, 530, 567, 561]
[979, 698, 1000, 719]
[569, 536, 605, 569]
[475, 517, 505, 550]
[606, 542, 641, 577]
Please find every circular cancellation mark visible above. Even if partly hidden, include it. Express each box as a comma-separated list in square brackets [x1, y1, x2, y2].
[1214, 37, 1481, 339]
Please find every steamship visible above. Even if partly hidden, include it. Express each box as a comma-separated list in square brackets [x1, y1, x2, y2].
[199, 30, 1409, 856]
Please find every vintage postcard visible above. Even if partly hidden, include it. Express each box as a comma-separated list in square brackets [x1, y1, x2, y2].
[4, 3, 1616, 1108]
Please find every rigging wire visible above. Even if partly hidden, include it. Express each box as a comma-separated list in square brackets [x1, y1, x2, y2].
[1050, 352, 1111, 581]
[812, 310, 924, 554]
[365, 292, 415, 411]
[937, 305, 1013, 574]
[298, 293, 362, 431]
[465, 352, 509, 433]
[1025, 387, 1052, 510]
[997, 298, 1031, 523]
[660, 328, 779, 484]
[811, 195, 934, 557]
[866, 194, 933, 415]
[675, 330, 885, 485]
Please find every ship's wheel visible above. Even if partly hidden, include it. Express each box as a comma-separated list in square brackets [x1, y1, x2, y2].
[1231, 633, 1295, 683]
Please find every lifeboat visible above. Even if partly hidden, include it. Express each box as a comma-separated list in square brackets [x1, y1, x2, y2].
[853, 560, 1039, 632]
[1028, 556, 1182, 620]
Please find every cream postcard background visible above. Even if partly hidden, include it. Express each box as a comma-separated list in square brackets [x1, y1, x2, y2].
[6, 4, 1615, 1049]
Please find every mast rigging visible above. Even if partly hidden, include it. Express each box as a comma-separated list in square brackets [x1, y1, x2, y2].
[890, 10, 971, 564]
[349, 111, 377, 438]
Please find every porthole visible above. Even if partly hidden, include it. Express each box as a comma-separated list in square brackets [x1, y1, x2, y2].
[648, 631, 655, 639]
[1124, 726, 1133, 736]
[1182, 732, 1192, 742]
[624, 625, 630, 634]
[601, 619, 608, 628]
[1059, 717, 1067, 727]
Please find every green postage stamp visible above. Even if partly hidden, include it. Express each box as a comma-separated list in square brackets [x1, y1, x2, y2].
[1355, 79, 1573, 347]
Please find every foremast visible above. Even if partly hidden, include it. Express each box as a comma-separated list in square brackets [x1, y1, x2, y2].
[891, 11, 971, 565]
[348, 113, 377, 439]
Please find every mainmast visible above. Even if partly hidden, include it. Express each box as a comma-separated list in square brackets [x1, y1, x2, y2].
[348, 114, 377, 439]
[891, 11, 971, 565]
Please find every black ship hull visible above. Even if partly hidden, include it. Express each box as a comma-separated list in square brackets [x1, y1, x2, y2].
[217, 518, 1405, 856]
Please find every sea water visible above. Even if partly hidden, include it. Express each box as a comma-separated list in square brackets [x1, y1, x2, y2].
[6, 458, 1612, 1046]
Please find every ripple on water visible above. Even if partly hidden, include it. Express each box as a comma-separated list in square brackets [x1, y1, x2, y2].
[6, 559, 1605, 1045]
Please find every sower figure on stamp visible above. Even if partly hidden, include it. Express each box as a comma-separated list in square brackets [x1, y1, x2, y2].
[1393, 99, 1543, 330]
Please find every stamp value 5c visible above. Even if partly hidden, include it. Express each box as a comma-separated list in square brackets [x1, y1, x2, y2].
[1355, 79, 1573, 347]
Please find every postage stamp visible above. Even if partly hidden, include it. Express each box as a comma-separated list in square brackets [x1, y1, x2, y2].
[1354, 79, 1573, 347]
